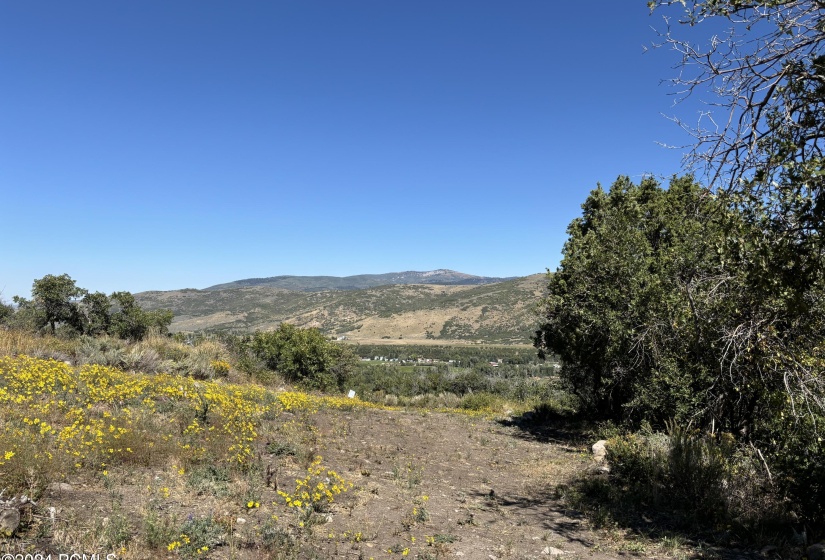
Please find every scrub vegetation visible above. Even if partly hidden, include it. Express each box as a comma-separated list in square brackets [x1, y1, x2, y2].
[3, 1, 825, 556]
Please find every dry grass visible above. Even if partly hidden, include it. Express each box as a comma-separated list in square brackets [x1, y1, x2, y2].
[0, 329, 75, 362]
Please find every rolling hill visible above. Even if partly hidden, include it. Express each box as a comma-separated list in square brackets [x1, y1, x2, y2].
[135, 273, 547, 345]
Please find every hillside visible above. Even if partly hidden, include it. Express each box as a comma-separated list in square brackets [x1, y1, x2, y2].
[135, 274, 546, 344]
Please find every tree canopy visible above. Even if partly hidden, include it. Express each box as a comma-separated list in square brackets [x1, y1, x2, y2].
[14, 274, 87, 334]
[5, 274, 172, 340]
[537, 176, 729, 423]
[535, 174, 825, 522]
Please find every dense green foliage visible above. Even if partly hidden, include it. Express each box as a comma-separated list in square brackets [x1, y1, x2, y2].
[641, 2, 825, 530]
[347, 361, 570, 411]
[536, 175, 825, 528]
[5, 274, 173, 340]
[0, 300, 13, 324]
[18, 274, 87, 334]
[107, 291, 174, 341]
[536, 176, 723, 422]
[248, 324, 356, 391]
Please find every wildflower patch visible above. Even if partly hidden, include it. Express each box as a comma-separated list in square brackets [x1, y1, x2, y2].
[0, 355, 379, 493]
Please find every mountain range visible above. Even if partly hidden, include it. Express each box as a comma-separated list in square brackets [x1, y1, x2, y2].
[204, 269, 515, 291]
[135, 270, 546, 345]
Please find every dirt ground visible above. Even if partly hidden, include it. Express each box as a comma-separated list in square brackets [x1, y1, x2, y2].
[309, 407, 608, 560]
[15, 406, 720, 560]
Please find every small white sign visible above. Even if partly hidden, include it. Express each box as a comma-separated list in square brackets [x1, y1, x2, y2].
[347, 390, 356, 399]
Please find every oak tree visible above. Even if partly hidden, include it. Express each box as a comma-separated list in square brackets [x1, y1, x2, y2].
[16, 274, 87, 334]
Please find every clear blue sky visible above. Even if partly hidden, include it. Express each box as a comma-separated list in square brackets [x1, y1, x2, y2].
[2, 1, 697, 299]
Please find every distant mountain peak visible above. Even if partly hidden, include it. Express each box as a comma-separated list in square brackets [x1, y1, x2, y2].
[203, 270, 514, 292]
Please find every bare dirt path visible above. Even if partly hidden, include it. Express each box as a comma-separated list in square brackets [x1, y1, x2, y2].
[307, 407, 621, 560]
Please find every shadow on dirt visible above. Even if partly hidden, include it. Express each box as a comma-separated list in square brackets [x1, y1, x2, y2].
[499, 411, 776, 560]
[497, 409, 590, 447]
[466, 488, 599, 549]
